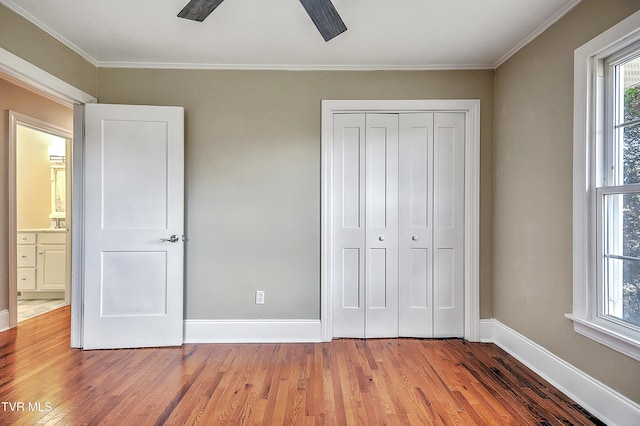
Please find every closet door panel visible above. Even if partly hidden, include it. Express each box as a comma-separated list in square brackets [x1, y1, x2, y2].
[409, 248, 429, 307]
[341, 127, 362, 229]
[399, 113, 434, 337]
[433, 113, 465, 337]
[365, 114, 399, 338]
[332, 114, 366, 338]
[341, 248, 361, 309]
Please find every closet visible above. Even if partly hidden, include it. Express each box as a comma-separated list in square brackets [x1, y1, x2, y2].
[332, 112, 465, 338]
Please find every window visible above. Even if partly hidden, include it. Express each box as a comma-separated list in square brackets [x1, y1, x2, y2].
[571, 11, 640, 361]
[600, 48, 640, 330]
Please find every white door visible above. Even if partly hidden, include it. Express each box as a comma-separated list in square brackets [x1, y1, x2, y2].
[431, 113, 465, 337]
[398, 112, 465, 338]
[333, 112, 465, 339]
[332, 114, 399, 338]
[364, 114, 399, 338]
[332, 114, 365, 338]
[82, 104, 184, 349]
[399, 113, 434, 337]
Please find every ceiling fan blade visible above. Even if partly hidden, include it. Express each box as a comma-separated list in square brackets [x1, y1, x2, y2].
[178, 0, 225, 22]
[299, 0, 347, 42]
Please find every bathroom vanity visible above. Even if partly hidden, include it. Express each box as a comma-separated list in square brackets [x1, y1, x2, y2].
[17, 228, 67, 299]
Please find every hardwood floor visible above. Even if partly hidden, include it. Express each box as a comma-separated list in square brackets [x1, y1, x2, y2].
[0, 307, 604, 425]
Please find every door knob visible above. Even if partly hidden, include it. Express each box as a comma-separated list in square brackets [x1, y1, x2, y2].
[412, 236, 419, 241]
[159, 235, 179, 243]
[378, 236, 385, 241]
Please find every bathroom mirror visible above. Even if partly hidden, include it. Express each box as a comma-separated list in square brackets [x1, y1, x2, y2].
[50, 163, 66, 226]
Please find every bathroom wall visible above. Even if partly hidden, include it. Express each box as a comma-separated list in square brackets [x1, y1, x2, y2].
[16, 125, 58, 229]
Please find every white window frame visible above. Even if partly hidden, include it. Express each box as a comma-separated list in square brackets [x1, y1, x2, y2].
[570, 10, 640, 361]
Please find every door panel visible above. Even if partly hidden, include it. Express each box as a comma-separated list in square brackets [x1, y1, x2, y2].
[409, 248, 429, 308]
[364, 114, 398, 338]
[433, 113, 465, 337]
[435, 248, 455, 308]
[332, 114, 366, 338]
[399, 113, 434, 337]
[101, 120, 169, 229]
[83, 104, 184, 349]
[435, 127, 456, 229]
[368, 248, 388, 309]
[341, 248, 361, 309]
[366, 126, 390, 229]
[341, 128, 362, 229]
[101, 251, 168, 316]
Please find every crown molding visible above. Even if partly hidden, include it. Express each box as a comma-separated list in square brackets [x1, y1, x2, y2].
[95, 61, 494, 71]
[0, 0, 99, 66]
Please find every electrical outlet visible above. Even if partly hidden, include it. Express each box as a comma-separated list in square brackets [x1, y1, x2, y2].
[255, 290, 265, 305]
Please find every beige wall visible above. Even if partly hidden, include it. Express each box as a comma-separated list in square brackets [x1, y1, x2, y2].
[98, 68, 495, 320]
[0, 77, 73, 311]
[0, 4, 97, 97]
[494, 0, 640, 403]
[16, 125, 55, 229]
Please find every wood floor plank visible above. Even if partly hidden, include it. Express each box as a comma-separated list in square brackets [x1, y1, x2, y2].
[0, 307, 606, 425]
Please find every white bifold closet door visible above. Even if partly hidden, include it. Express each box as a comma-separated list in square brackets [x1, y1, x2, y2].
[332, 112, 465, 339]
[332, 114, 399, 338]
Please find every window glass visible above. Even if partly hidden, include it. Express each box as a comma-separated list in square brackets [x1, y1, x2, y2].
[603, 192, 640, 328]
[622, 57, 640, 124]
[616, 57, 640, 185]
[603, 52, 640, 329]
[622, 125, 640, 184]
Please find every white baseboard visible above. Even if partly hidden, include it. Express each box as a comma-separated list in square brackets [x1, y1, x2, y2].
[480, 319, 640, 426]
[184, 319, 322, 343]
[0, 309, 9, 333]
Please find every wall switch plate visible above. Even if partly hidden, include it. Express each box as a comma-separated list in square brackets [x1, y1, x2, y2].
[255, 290, 265, 305]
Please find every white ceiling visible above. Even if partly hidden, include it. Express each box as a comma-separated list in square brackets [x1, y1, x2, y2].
[2, 0, 581, 69]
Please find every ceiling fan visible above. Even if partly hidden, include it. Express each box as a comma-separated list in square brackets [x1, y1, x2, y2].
[177, 0, 347, 42]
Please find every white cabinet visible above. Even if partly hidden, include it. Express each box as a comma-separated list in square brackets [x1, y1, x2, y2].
[17, 231, 67, 296]
[17, 269, 36, 290]
[38, 243, 66, 290]
[17, 233, 37, 291]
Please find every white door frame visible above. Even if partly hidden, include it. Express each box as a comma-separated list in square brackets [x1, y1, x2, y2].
[321, 99, 481, 342]
[1, 47, 96, 347]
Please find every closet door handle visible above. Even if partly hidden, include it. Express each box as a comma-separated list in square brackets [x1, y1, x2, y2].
[412, 236, 419, 241]
[378, 236, 385, 241]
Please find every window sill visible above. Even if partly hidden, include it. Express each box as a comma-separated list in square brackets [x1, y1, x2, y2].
[565, 314, 640, 361]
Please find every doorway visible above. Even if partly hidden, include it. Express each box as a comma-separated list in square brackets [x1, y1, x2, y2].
[9, 111, 73, 325]
[0, 47, 96, 343]
[320, 100, 481, 342]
